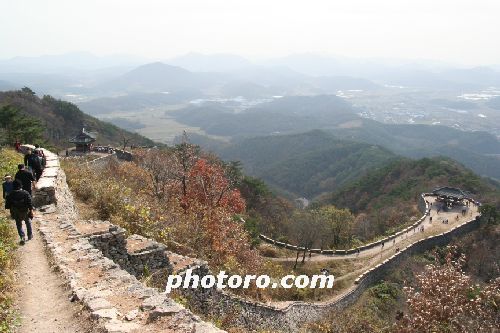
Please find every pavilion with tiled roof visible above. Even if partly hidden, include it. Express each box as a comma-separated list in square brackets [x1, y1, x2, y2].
[432, 186, 469, 207]
[69, 128, 96, 153]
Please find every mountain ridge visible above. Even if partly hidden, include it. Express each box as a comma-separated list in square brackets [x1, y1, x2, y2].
[0, 89, 156, 148]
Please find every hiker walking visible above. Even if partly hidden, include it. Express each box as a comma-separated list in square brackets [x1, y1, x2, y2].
[2, 175, 13, 199]
[24, 148, 42, 180]
[5, 180, 34, 244]
[35, 148, 46, 174]
[15, 164, 36, 196]
[23, 148, 33, 171]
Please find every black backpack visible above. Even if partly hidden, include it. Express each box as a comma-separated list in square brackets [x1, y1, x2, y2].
[27, 154, 41, 169]
[10, 191, 28, 208]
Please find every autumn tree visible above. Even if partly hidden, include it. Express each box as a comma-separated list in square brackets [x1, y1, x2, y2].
[394, 248, 500, 332]
[119, 129, 133, 150]
[319, 205, 355, 248]
[186, 158, 245, 213]
[174, 132, 200, 197]
[65, 134, 270, 289]
[134, 148, 181, 201]
[290, 210, 328, 268]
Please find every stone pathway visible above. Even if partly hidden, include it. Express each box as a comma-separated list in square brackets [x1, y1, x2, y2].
[14, 218, 99, 333]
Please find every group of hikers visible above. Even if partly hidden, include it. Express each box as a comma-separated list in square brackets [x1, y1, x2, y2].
[2, 146, 45, 245]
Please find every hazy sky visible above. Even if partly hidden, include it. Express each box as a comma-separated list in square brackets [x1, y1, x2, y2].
[1, 0, 499, 65]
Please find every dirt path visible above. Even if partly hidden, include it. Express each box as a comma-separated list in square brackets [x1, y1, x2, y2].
[14, 218, 98, 333]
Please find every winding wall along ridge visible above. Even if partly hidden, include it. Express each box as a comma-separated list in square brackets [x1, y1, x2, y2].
[56, 148, 483, 332]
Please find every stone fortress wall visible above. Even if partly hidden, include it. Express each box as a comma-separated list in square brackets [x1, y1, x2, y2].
[259, 193, 431, 255]
[172, 206, 481, 332]
[33, 148, 483, 332]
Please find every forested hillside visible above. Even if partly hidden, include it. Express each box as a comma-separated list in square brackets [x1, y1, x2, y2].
[216, 130, 397, 198]
[170, 95, 357, 137]
[318, 156, 500, 240]
[0, 89, 155, 148]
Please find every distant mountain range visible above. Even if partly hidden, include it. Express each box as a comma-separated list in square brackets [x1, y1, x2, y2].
[2, 52, 500, 92]
[90, 61, 380, 97]
[95, 62, 227, 94]
[177, 95, 500, 185]
[0, 51, 146, 74]
[169, 53, 252, 72]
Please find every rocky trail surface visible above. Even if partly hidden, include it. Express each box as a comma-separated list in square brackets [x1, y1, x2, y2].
[14, 224, 100, 333]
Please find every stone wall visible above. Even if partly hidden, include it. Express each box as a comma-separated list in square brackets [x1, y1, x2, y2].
[86, 154, 116, 167]
[82, 149, 132, 169]
[259, 193, 433, 256]
[78, 221, 172, 279]
[354, 215, 481, 286]
[115, 149, 133, 161]
[32, 149, 59, 207]
[173, 214, 482, 332]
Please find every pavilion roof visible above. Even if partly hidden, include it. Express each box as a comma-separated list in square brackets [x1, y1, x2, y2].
[432, 186, 467, 200]
[69, 129, 96, 144]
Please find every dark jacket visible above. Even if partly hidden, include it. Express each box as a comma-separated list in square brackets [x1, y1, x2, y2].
[25, 153, 41, 171]
[2, 181, 13, 199]
[15, 169, 35, 193]
[5, 189, 33, 210]
[39, 155, 46, 168]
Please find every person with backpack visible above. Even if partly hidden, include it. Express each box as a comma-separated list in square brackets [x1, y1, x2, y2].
[35, 148, 46, 174]
[5, 180, 33, 244]
[15, 164, 36, 196]
[24, 148, 42, 180]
